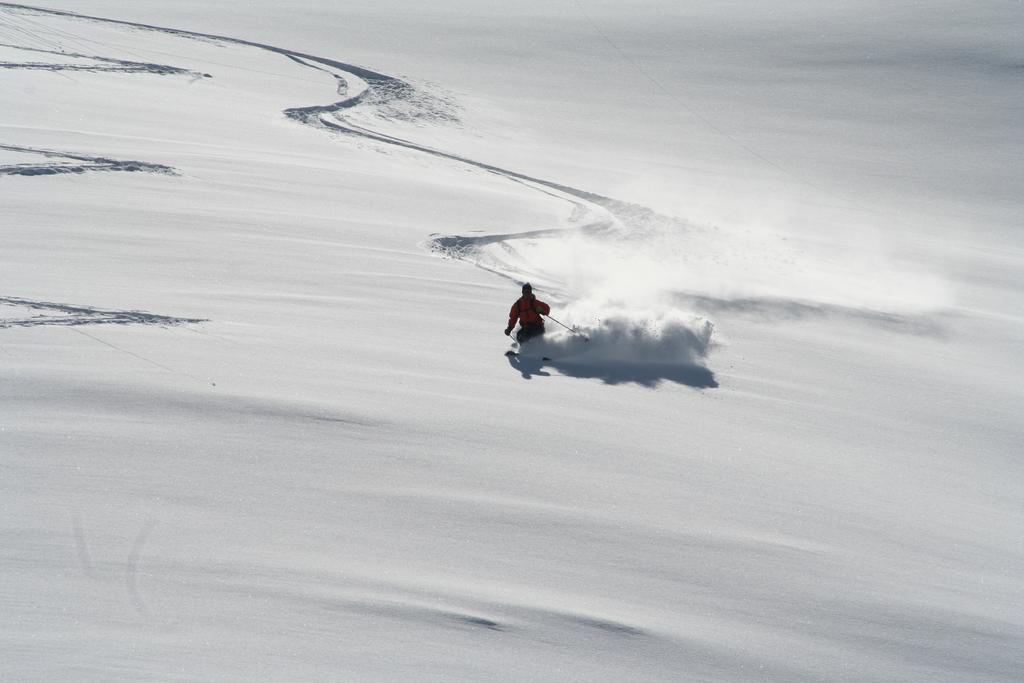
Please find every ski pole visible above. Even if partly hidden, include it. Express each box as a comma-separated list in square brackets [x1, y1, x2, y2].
[545, 314, 589, 341]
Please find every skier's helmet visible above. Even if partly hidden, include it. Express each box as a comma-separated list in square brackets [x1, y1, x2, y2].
[522, 282, 532, 294]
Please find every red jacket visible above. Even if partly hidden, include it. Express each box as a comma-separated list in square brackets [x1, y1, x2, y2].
[508, 294, 550, 329]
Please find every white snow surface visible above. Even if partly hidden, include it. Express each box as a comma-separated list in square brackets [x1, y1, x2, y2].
[2, 1, 1022, 680]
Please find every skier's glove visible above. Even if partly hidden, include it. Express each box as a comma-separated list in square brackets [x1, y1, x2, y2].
[504, 327, 513, 336]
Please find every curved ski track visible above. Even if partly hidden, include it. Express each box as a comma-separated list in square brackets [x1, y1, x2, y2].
[1, 3, 936, 339]
[0, 2, 653, 299]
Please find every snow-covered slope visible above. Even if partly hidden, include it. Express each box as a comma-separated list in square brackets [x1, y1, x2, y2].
[2, 2, 1022, 680]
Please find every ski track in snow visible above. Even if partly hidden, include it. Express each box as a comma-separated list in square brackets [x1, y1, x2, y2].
[0, 1, 724, 385]
[0, 144, 176, 176]
[3, 4, 1021, 680]
[0, 41, 208, 76]
[0, 3, 945, 381]
[0, 296, 204, 329]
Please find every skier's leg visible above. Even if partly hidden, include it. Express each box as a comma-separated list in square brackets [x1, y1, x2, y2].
[519, 324, 544, 344]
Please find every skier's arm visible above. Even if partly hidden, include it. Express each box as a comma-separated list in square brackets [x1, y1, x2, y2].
[536, 300, 551, 316]
[508, 303, 520, 329]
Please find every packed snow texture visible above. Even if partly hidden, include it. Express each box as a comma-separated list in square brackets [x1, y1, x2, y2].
[2, 1, 1023, 681]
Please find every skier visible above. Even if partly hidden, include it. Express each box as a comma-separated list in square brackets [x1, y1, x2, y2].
[505, 282, 550, 344]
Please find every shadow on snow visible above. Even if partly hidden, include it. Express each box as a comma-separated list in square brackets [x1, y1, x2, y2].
[507, 353, 718, 389]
